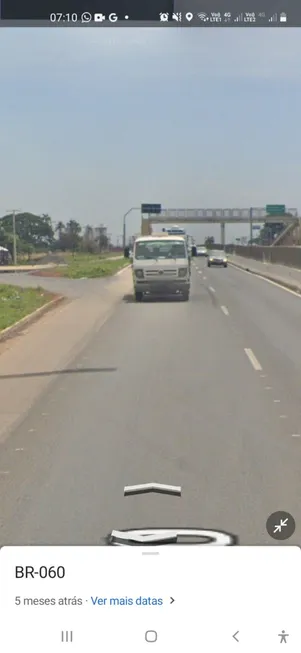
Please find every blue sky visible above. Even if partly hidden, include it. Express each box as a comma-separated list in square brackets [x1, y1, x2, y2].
[0, 28, 300, 243]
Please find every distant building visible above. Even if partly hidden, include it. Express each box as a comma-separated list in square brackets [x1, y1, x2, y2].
[84, 225, 108, 242]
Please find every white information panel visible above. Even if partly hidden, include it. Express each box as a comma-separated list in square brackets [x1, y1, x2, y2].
[0, 546, 300, 652]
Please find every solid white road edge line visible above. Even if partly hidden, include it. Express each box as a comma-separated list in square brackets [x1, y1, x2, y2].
[229, 263, 301, 298]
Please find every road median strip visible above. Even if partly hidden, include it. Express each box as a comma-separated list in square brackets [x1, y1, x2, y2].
[229, 259, 301, 295]
[29, 255, 129, 279]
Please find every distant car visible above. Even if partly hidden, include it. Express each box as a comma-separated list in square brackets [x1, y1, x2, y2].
[207, 250, 228, 268]
[196, 246, 208, 257]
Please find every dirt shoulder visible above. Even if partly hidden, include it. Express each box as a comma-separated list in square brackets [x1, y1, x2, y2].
[0, 267, 132, 444]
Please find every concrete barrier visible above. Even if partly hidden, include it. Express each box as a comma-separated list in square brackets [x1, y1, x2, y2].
[225, 245, 301, 269]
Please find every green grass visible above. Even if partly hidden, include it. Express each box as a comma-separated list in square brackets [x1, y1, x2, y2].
[0, 285, 54, 332]
[56, 254, 129, 279]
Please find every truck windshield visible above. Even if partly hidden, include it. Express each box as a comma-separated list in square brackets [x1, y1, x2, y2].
[135, 240, 187, 260]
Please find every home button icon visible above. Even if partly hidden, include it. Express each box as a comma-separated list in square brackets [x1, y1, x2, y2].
[145, 630, 157, 643]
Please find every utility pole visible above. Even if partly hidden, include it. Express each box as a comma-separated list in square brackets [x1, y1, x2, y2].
[6, 209, 21, 265]
[249, 207, 253, 245]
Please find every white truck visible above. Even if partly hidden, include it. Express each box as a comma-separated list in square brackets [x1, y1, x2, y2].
[131, 233, 191, 302]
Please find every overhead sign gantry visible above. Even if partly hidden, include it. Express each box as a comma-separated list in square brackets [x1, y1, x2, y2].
[140, 205, 298, 245]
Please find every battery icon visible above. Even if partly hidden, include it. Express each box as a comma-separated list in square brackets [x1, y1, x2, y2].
[279, 12, 287, 21]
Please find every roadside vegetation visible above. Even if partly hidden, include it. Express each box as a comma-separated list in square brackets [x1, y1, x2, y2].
[0, 212, 129, 278]
[0, 285, 55, 332]
[31, 253, 129, 279]
[59, 254, 128, 278]
[0, 212, 123, 263]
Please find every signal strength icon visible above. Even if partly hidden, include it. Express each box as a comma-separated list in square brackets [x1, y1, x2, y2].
[234, 12, 243, 21]
[269, 12, 278, 21]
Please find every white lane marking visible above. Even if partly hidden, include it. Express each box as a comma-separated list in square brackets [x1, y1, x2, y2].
[229, 263, 301, 298]
[244, 348, 263, 371]
[209, 286, 216, 293]
[280, 415, 287, 419]
[273, 399, 280, 403]
[15, 448, 24, 451]
[221, 305, 229, 315]
[260, 374, 267, 378]
[0, 471, 10, 475]
[198, 270, 202, 274]
[291, 433, 301, 437]
[265, 386, 272, 390]
[203, 276, 207, 280]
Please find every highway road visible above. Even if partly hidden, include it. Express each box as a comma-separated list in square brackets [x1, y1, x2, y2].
[0, 270, 120, 299]
[0, 260, 300, 546]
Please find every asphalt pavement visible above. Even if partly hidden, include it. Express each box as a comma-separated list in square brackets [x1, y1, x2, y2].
[0, 269, 123, 298]
[0, 260, 300, 546]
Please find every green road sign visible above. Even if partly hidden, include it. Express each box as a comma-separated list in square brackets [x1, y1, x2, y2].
[266, 204, 286, 215]
[141, 204, 161, 214]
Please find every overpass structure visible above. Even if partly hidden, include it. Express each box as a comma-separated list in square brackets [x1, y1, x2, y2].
[141, 208, 298, 246]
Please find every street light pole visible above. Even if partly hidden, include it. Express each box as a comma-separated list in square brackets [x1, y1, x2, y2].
[6, 209, 21, 265]
[123, 207, 140, 250]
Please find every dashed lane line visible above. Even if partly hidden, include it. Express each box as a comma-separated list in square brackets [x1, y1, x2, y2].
[244, 348, 263, 371]
[221, 305, 229, 315]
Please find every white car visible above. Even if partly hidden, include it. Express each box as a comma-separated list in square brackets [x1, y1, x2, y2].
[207, 250, 228, 267]
[196, 246, 208, 257]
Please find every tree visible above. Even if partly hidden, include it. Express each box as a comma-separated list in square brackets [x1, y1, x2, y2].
[55, 221, 65, 241]
[0, 225, 15, 254]
[81, 224, 109, 253]
[0, 213, 55, 249]
[97, 229, 109, 252]
[205, 236, 215, 248]
[82, 225, 97, 253]
[65, 220, 82, 253]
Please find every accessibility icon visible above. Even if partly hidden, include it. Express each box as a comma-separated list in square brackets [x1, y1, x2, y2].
[278, 630, 289, 644]
[266, 511, 295, 540]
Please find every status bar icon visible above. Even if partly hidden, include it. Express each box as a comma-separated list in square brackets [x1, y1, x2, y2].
[197, 12, 209, 21]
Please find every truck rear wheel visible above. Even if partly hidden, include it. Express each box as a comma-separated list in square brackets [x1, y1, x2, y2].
[135, 291, 143, 302]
